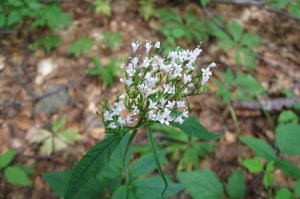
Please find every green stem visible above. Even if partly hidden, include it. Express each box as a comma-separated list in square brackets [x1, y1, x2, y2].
[123, 128, 138, 184]
[228, 102, 241, 137]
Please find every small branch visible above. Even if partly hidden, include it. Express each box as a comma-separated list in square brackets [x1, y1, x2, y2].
[0, 41, 37, 97]
[211, 0, 300, 22]
[16, 153, 54, 161]
[234, 97, 300, 111]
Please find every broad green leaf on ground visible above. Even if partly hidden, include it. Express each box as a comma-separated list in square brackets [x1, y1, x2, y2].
[278, 110, 299, 124]
[4, 166, 32, 186]
[226, 170, 245, 199]
[111, 185, 127, 199]
[199, 0, 211, 7]
[295, 180, 300, 197]
[171, 116, 220, 140]
[31, 5, 72, 29]
[43, 170, 72, 197]
[281, 109, 299, 121]
[0, 149, 16, 169]
[129, 152, 161, 180]
[275, 124, 300, 155]
[178, 169, 224, 199]
[64, 134, 122, 199]
[276, 159, 300, 179]
[242, 157, 263, 173]
[228, 21, 243, 42]
[43, 170, 105, 199]
[275, 188, 294, 199]
[30, 34, 60, 53]
[263, 162, 274, 188]
[240, 136, 276, 161]
[130, 176, 182, 199]
[51, 116, 66, 132]
[68, 37, 93, 57]
[234, 74, 266, 99]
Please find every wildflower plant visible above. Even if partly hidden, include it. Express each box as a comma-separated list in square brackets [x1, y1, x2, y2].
[64, 41, 220, 199]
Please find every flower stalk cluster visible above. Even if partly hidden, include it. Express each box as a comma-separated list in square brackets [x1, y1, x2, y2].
[100, 41, 216, 134]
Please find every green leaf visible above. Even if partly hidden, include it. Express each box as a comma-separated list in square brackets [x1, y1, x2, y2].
[130, 176, 182, 199]
[30, 35, 60, 53]
[178, 169, 224, 199]
[171, 27, 185, 38]
[241, 48, 256, 69]
[276, 159, 300, 179]
[4, 166, 32, 186]
[228, 21, 243, 42]
[52, 116, 66, 132]
[278, 110, 299, 124]
[226, 170, 245, 199]
[294, 180, 300, 197]
[147, 127, 168, 195]
[171, 116, 220, 140]
[69, 37, 93, 57]
[263, 162, 274, 188]
[275, 124, 300, 155]
[7, 11, 23, 26]
[43, 170, 72, 197]
[242, 157, 263, 173]
[240, 136, 276, 161]
[240, 33, 260, 48]
[0, 149, 16, 169]
[129, 152, 163, 180]
[31, 5, 72, 29]
[234, 74, 265, 99]
[8, 0, 24, 7]
[200, 0, 211, 7]
[0, 14, 5, 28]
[275, 188, 294, 199]
[64, 134, 123, 199]
[112, 185, 127, 199]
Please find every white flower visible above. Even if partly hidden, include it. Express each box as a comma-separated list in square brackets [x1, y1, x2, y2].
[118, 117, 126, 126]
[131, 41, 140, 54]
[149, 111, 157, 120]
[201, 75, 209, 86]
[202, 67, 212, 77]
[174, 116, 184, 124]
[126, 116, 133, 124]
[184, 74, 192, 84]
[108, 122, 117, 129]
[166, 101, 175, 109]
[181, 110, 189, 118]
[177, 101, 185, 108]
[183, 88, 189, 94]
[133, 106, 140, 115]
[160, 98, 167, 106]
[208, 62, 217, 68]
[104, 111, 113, 121]
[148, 99, 158, 110]
[131, 57, 139, 67]
[159, 108, 172, 125]
[141, 57, 150, 68]
[155, 41, 160, 48]
[145, 41, 153, 55]
[188, 83, 194, 88]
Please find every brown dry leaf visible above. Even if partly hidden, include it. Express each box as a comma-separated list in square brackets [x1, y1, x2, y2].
[13, 115, 33, 131]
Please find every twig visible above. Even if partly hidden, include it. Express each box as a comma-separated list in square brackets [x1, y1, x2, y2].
[234, 97, 300, 111]
[0, 41, 37, 97]
[17, 153, 54, 161]
[257, 54, 300, 84]
[211, 0, 300, 22]
[21, 34, 32, 82]
[0, 75, 87, 109]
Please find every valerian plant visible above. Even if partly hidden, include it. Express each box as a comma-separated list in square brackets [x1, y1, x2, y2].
[64, 41, 220, 199]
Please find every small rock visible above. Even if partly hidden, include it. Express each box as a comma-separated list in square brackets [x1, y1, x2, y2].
[37, 58, 57, 76]
[34, 87, 69, 114]
[0, 56, 5, 71]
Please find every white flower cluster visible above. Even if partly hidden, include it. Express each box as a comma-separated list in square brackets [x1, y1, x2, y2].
[101, 41, 216, 130]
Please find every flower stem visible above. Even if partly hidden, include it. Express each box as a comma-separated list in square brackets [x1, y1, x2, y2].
[228, 102, 241, 137]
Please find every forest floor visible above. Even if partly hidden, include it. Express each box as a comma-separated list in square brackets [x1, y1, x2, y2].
[0, 0, 300, 198]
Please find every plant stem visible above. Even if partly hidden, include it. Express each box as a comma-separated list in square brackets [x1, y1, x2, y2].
[123, 128, 138, 184]
[228, 102, 241, 137]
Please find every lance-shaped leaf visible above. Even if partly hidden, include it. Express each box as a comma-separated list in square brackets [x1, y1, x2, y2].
[147, 126, 168, 195]
[171, 116, 220, 140]
[64, 134, 122, 199]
